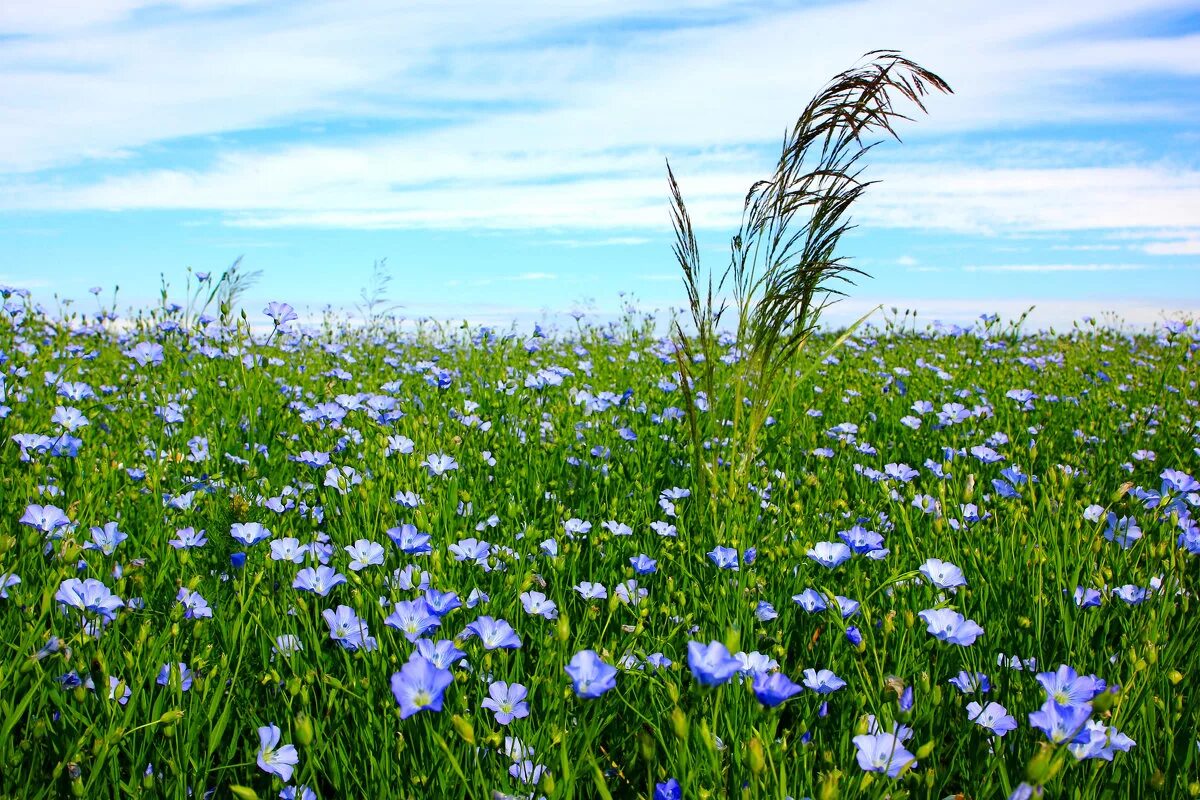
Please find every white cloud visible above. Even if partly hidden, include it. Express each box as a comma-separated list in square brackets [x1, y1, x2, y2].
[3, 0, 1200, 249]
[1141, 237, 1200, 255]
[962, 263, 1149, 272]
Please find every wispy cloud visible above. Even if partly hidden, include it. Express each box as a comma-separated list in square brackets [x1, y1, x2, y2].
[962, 263, 1150, 272]
[3, 0, 1200, 310]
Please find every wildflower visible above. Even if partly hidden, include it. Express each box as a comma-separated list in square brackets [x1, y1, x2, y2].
[520, 591, 558, 620]
[169, 527, 207, 549]
[322, 605, 377, 651]
[391, 654, 453, 719]
[270, 538, 308, 563]
[86, 522, 127, 555]
[424, 453, 458, 477]
[323, 465, 362, 494]
[124, 341, 164, 367]
[752, 672, 803, 707]
[481, 681, 530, 725]
[256, 724, 299, 782]
[415, 638, 466, 670]
[655, 778, 682, 800]
[273, 635, 303, 659]
[565, 649, 617, 698]
[630, 554, 657, 574]
[1069, 720, 1136, 761]
[687, 641, 741, 686]
[176, 588, 212, 620]
[574, 581, 608, 600]
[919, 558, 966, 589]
[345, 539, 385, 571]
[293, 566, 347, 596]
[230, 522, 272, 546]
[792, 588, 827, 612]
[1035, 665, 1105, 707]
[918, 608, 983, 646]
[807, 541, 851, 569]
[852, 732, 917, 777]
[708, 546, 739, 570]
[803, 668, 847, 694]
[20, 503, 71, 535]
[509, 760, 548, 785]
[384, 599, 441, 642]
[156, 662, 193, 691]
[1029, 698, 1092, 744]
[56, 578, 123, 623]
[264, 301, 299, 327]
[967, 701, 1017, 736]
[949, 671, 990, 694]
[463, 616, 522, 650]
[388, 523, 431, 555]
[107, 676, 131, 705]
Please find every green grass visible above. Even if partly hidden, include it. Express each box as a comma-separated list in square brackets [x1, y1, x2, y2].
[0, 297, 1197, 799]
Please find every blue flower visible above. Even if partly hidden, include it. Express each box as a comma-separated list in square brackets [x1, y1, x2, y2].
[231, 522, 272, 547]
[654, 778, 682, 800]
[55, 578, 123, 623]
[1035, 665, 1104, 708]
[481, 681, 530, 724]
[388, 523, 432, 555]
[807, 542, 851, 569]
[918, 608, 983, 646]
[86, 522, 127, 556]
[565, 649, 617, 698]
[344, 539, 385, 571]
[630, 554, 658, 574]
[967, 701, 1017, 736]
[1068, 720, 1136, 761]
[123, 341, 164, 367]
[687, 641, 741, 686]
[264, 301, 299, 326]
[802, 668, 846, 694]
[293, 566, 347, 597]
[919, 558, 966, 589]
[707, 546, 739, 570]
[176, 588, 212, 620]
[156, 662, 193, 692]
[1029, 698, 1092, 744]
[852, 732, 916, 778]
[323, 605, 377, 651]
[384, 598, 441, 642]
[751, 672, 803, 707]
[390, 654, 453, 719]
[463, 616, 521, 650]
[256, 724, 299, 782]
[414, 638, 466, 670]
[792, 588, 827, 612]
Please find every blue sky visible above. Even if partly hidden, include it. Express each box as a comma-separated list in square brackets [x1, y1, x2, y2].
[2, 0, 1199, 328]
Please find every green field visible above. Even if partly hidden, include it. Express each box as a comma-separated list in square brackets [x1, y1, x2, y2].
[0, 291, 1198, 799]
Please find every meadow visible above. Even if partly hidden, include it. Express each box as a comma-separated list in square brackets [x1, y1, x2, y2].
[0, 283, 1197, 800]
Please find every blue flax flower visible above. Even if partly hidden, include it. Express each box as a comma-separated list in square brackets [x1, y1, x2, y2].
[565, 649, 617, 698]
[687, 641, 741, 686]
[390, 654, 453, 719]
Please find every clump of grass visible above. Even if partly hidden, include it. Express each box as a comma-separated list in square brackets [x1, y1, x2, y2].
[667, 50, 952, 512]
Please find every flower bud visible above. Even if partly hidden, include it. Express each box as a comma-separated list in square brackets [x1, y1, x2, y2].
[451, 715, 475, 745]
[671, 706, 688, 740]
[229, 786, 260, 800]
[294, 713, 314, 747]
[748, 737, 765, 775]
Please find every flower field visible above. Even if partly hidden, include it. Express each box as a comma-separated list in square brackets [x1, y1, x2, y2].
[1, 291, 1198, 799]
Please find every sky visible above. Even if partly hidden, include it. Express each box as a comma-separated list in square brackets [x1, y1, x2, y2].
[2, 0, 1199, 329]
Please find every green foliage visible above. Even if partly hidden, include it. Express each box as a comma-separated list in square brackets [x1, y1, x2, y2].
[0, 296, 1197, 799]
[667, 51, 952, 513]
